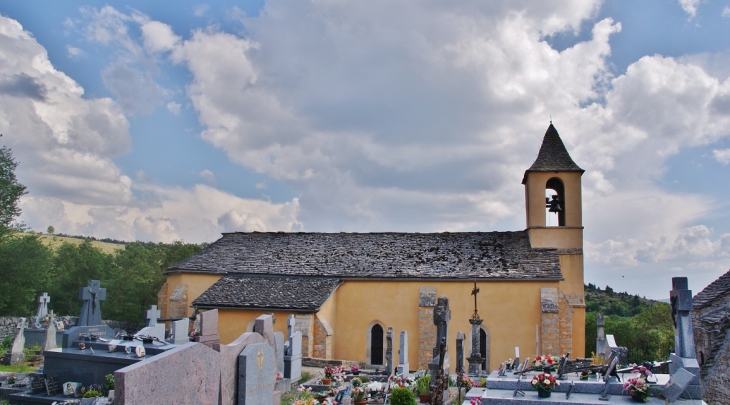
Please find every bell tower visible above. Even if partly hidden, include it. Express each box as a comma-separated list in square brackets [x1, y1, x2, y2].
[522, 123, 584, 249]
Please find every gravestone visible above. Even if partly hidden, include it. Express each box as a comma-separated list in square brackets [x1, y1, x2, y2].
[595, 313, 606, 359]
[254, 314, 275, 348]
[238, 342, 276, 405]
[429, 296, 450, 377]
[77, 280, 106, 327]
[44, 376, 62, 396]
[219, 332, 265, 405]
[134, 324, 166, 342]
[284, 331, 302, 381]
[44, 310, 58, 350]
[670, 277, 696, 358]
[34, 292, 50, 326]
[144, 305, 160, 327]
[397, 330, 409, 375]
[115, 342, 219, 405]
[455, 332, 465, 374]
[170, 318, 190, 345]
[196, 309, 221, 351]
[274, 332, 285, 373]
[28, 373, 47, 394]
[385, 326, 394, 375]
[3, 318, 26, 365]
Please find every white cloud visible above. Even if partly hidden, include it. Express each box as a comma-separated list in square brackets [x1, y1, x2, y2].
[166, 101, 181, 115]
[101, 61, 160, 114]
[140, 21, 180, 53]
[678, 0, 701, 17]
[199, 169, 215, 184]
[712, 148, 730, 164]
[193, 4, 209, 18]
[66, 45, 84, 58]
[723, 7, 730, 18]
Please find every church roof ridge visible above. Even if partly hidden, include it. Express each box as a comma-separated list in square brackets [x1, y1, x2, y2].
[693, 268, 730, 309]
[168, 230, 564, 280]
[523, 123, 583, 183]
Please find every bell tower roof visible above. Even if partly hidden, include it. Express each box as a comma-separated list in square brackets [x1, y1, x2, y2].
[522, 123, 583, 184]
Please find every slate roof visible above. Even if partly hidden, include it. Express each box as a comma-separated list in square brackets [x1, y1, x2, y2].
[192, 275, 342, 311]
[693, 269, 730, 309]
[522, 124, 583, 183]
[168, 231, 564, 280]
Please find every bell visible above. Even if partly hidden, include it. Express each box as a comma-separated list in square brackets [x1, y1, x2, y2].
[546, 195, 563, 213]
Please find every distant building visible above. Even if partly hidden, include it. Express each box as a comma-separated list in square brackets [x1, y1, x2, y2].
[158, 124, 587, 370]
[692, 269, 730, 404]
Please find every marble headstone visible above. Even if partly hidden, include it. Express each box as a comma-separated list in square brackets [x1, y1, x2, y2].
[238, 342, 276, 405]
[397, 330, 409, 375]
[144, 305, 160, 327]
[34, 293, 50, 326]
[7, 318, 26, 364]
[115, 342, 220, 405]
[274, 332, 285, 373]
[254, 314, 275, 349]
[220, 332, 265, 405]
[284, 331, 302, 381]
[170, 318, 190, 345]
[196, 309, 220, 351]
[44, 311, 58, 350]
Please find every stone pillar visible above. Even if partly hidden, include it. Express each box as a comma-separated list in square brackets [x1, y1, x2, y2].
[418, 287, 437, 369]
[386, 327, 394, 375]
[467, 318, 483, 374]
[540, 287, 559, 354]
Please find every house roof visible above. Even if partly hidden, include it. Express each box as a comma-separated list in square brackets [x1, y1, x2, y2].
[522, 124, 583, 183]
[693, 269, 730, 309]
[192, 275, 342, 311]
[168, 231, 566, 280]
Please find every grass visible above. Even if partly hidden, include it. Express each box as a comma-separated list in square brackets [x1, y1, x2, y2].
[30, 233, 125, 254]
[298, 371, 312, 385]
[0, 345, 42, 373]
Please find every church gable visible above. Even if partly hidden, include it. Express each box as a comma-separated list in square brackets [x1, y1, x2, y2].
[168, 231, 564, 280]
[192, 275, 341, 311]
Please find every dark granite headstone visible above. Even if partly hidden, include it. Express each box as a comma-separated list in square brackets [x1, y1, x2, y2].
[44, 377, 62, 396]
[28, 373, 47, 394]
[77, 280, 107, 327]
[661, 367, 694, 402]
[62, 325, 116, 348]
[238, 343, 276, 405]
[670, 277, 696, 358]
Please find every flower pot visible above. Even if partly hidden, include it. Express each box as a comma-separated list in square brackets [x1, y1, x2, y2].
[322, 378, 332, 385]
[354, 400, 367, 405]
[418, 393, 431, 403]
[631, 392, 649, 402]
[537, 388, 551, 398]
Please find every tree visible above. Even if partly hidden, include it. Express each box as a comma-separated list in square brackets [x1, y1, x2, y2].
[0, 146, 27, 240]
[47, 225, 54, 235]
[0, 234, 53, 315]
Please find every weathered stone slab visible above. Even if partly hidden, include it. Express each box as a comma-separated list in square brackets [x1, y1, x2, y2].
[115, 342, 219, 405]
[398, 330, 409, 375]
[43, 313, 58, 351]
[134, 324, 165, 342]
[275, 331, 285, 373]
[254, 314, 275, 348]
[170, 318, 190, 345]
[419, 286, 437, 307]
[200, 309, 219, 336]
[220, 332, 265, 405]
[238, 342, 276, 405]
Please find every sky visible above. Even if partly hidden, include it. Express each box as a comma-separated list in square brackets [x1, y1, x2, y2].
[1, 0, 730, 300]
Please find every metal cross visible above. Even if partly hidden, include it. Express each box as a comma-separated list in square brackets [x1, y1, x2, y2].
[471, 281, 481, 321]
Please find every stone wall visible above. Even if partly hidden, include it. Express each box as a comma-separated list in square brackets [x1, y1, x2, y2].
[0, 317, 23, 341]
[294, 314, 314, 358]
[692, 288, 730, 405]
[168, 284, 188, 319]
[313, 316, 333, 359]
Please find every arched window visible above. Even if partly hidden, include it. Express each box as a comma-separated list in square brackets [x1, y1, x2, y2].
[368, 324, 384, 365]
[545, 178, 565, 227]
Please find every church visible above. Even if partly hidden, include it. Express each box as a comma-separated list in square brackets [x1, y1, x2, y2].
[157, 124, 586, 371]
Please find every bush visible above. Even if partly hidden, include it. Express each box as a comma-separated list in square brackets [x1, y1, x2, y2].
[83, 390, 102, 398]
[415, 375, 430, 394]
[389, 386, 416, 405]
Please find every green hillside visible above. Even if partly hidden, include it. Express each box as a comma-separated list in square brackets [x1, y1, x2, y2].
[29, 231, 126, 254]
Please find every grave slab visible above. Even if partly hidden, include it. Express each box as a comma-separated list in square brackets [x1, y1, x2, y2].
[219, 332, 265, 405]
[238, 342, 276, 405]
[115, 342, 219, 405]
[275, 331, 285, 373]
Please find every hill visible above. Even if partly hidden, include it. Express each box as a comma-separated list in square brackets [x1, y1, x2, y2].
[584, 283, 659, 317]
[26, 231, 125, 254]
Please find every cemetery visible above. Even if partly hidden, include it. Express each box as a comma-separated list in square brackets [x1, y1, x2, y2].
[0, 275, 714, 405]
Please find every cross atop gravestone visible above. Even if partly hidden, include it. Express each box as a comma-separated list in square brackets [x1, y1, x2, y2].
[287, 315, 296, 338]
[145, 305, 161, 327]
[77, 280, 107, 327]
[670, 277, 696, 358]
[433, 295, 451, 360]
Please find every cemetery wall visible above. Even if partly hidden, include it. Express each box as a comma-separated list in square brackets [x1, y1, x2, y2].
[0, 317, 23, 341]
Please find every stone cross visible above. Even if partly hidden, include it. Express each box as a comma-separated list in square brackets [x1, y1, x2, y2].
[432, 295, 451, 360]
[467, 319, 483, 374]
[287, 315, 296, 338]
[596, 313, 606, 359]
[145, 305, 161, 327]
[77, 280, 107, 326]
[35, 293, 50, 325]
[670, 277, 696, 358]
[455, 332, 465, 374]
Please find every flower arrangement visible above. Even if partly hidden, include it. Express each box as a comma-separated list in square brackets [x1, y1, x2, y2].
[533, 354, 558, 369]
[7, 374, 17, 384]
[324, 365, 343, 378]
[276, 371, 283, 381]
[387, 375, 415, 391]
[579, 370, 590, 380]
[530, 373, 559, 391]
[469, 397, 481, 405]
[292, 385, 315, 405]
[460, 377, 476, 389]
[622, 365, 652, 402]
[350, 365, 360, 373]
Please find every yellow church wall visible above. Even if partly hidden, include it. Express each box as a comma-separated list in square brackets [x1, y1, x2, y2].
[558, 253, 586, 358]
[330, 280, 560, 372]
[527, 227, 583, 249]
[217, 309, 295, 344]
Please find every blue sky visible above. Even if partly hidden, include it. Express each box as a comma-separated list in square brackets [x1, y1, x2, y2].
[1, 0, 730, 299]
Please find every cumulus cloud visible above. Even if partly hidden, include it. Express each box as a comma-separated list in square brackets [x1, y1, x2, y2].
[140, 21, 180, 53]
[199, 169, 215, 184]
[713, 148, 730, 164]
[166, 101, 181, 115]
[66, 45, 84, 58]
[678, 0, 701, 17]
[723, 7, 730, 18]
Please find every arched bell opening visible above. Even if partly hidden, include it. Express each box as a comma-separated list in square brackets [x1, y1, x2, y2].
[545, 178, 565, 227]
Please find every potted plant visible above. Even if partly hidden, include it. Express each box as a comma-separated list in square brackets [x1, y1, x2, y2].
[322, 365, 341, 385]
[350, 365, 360, 375]
[530, 372, 559, 398]
[415, 375, 431, 403]
[622, 365, 652, 402]
[389, 386, 416, 405]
